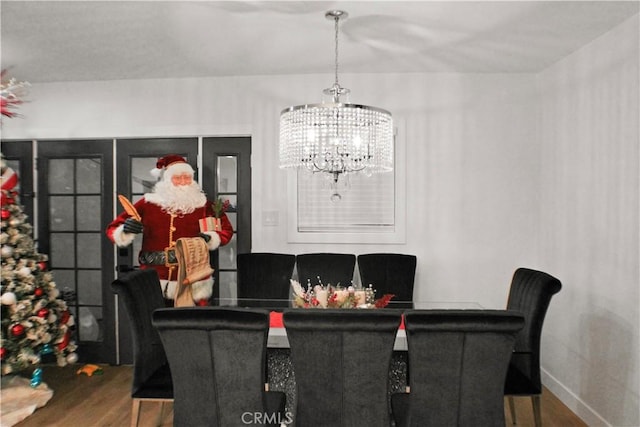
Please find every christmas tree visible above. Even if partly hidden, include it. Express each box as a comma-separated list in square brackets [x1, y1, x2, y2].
[1, 155, 78, 383]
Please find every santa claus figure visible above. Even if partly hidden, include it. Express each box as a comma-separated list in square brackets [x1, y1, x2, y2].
[106, 154, 233, 305]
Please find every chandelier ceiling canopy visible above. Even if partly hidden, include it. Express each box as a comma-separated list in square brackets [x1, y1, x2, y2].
[279, 10, 394, 193]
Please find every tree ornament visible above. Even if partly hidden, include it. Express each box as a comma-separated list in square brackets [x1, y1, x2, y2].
[30, 367, 43, 387]
[57, 331, 70, 350]
[0, 347, 5, 359]
[34, 287, 44, 297]
[1, 245, 13, 257]
[1, 291, 17, 305]
[60, 310, 70, 324]
[37, 308, 49, 318]
[37, 261, 47, 271]
[11, 323, 25, 336]
[66, 352, 78, 364]
[41, 344, 53, 355]
[1, 209, 10, 220]
[18, 266, 31, 276]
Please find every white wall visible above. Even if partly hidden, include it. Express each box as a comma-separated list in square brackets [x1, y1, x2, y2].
[537, 14, 639, 427]
[1, 14, 637, 426]
[1, 71, 539, 310]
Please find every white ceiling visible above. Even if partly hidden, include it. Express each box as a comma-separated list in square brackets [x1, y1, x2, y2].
[1, 1, 638, 83]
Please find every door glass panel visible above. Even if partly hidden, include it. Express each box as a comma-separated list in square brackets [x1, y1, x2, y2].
[50, 233, 75, 268]
[49, 196, 74, 231]
[77, 233, 101, 268]
[131, 158, 157, 193]
[76, 196, 101, 230]
[217, 156, 237, 192]
[219, 271, 237, 300]
[78, 270, 103, 305]
[76, 159, 101, 193]
[224, 194, 237, 210]
[226, 212, 237, 230]
[52, 269, 75, 289]
[219, 234, 236, 269]
[78, 306, 102, 342]
[48, 159, 74, 193]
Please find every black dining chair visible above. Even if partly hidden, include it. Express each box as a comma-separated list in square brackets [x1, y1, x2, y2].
[283, 309, 402, 427]
[504, 267, 562, 427]
[111, 269, 173, 427]
[237, 252, 296, 307]
[357, 253, 417, 307]
[152, 307, 286, 427]
[295, 252, 356, 287]
[391, 310, 525, 427]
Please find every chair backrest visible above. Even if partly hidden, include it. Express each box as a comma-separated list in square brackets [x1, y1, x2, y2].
[110, 269, 167, 395]
[152, 307, 273, 427]
[295, 253, 356, 287]
[506, 267, 562, 390]
[357, 253, 417, 303]
[402, 310, 525, 427]
[237, 253, 296, 306]
[283, 309, 402, 427]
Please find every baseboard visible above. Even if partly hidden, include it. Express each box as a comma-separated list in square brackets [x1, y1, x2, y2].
[541, 368, 610, 426]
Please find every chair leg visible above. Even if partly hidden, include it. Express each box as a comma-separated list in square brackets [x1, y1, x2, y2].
[507, 396, 517, 424]
[154, 401, 166, 426]
[532, 395, 542, 427]
[131, 399, 142, 427]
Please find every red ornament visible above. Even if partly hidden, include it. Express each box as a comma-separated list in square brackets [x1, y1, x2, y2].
[34, 287, 44, 297]
[60, 310, 70, 325]
[0, 209, 10, 220]
[11, 324, 24, 337]
[58, 331, 70, 350]
[37, 308, 49, 318]
[37, 261, 47, 271]
[0, 347, 5, 360]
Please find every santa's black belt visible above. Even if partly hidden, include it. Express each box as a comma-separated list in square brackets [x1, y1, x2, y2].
[139, 250, 177, 266]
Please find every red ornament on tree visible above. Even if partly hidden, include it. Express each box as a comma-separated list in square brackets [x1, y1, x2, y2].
[37, 261, 47, 271]
[60, 310, 70, 325]
[11, 324, 24, 337]
[37, 308, 49, 318]
[34, 287, 44, 297]
[58, 331, 70, 350]
[0, 347, 5, 360]
[1, 209, 10, 220]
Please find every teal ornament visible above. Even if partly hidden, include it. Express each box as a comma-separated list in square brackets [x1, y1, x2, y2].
[30, 368, 43, 387]
[41, 344, 53, 354]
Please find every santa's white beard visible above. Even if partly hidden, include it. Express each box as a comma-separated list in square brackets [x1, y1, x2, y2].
[146, 179, 207, 214]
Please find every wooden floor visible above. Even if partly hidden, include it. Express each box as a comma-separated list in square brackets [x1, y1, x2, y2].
[12, 364, 588, 427]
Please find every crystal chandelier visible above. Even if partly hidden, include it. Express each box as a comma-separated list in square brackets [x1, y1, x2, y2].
[279, 10, 394, 194]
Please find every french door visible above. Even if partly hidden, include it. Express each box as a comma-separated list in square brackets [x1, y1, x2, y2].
[2, 136, 251, 365]
[115, 137, 251, 363]
[37, 140, 116, 364]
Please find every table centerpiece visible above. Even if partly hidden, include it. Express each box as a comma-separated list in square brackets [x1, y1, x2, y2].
[290, 278, 394, 309]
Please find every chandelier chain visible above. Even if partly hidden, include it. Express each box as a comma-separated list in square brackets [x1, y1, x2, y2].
[333, 14, 340, 87]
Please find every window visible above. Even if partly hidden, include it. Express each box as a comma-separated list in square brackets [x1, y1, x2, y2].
[287, 121, 406, 244]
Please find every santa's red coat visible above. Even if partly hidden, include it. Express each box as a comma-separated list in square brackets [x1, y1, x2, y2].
[105, 197, 233, 281]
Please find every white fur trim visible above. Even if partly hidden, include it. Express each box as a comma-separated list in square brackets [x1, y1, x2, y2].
[113, 224, 136, 247]
[190, 277, 214, 301]
[160, 279, 178, 300]
[150, 168, 162, 178]
[204, 232, 221, 250]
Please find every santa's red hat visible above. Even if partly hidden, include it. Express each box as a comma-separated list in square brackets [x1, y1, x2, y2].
[150, 154, 194, 179]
